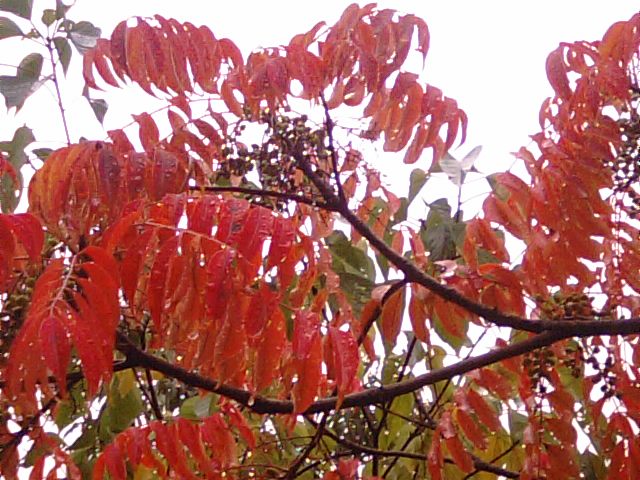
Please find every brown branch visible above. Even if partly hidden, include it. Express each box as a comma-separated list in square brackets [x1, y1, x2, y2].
[292, 149, 640, 339]
[116, 328, 588, 416]
[293, 151, 541, 332]
[308, 417, 426, 461]
[319, 93, 345, 202]
[283, 414, 328, 479]
[189, 185, 331, 210]
[115, 308, 640, 416]
[307, 418, 519, 479]
[357, 280, 406, 345]
[463, 441, 521, 479]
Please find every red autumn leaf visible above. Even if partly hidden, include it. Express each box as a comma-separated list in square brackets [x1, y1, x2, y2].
[466, 388, 501, 432]
[328, 326, 360, 408]
[221, 80, 244, 117]
[205, 248, 235, 321]
[292, 311, 322, 412]
[103, 444, 127, 480]
[427, 432, 443, 480]
[238, 206, 274, 277]
[254, 306, 286, 392]
[148, 235, 180, 332]
[380, 286, 405, 345]
[202, 414, 237, 468]
[454, 407, 487, 450]
[444, 434, 474, 473]
[546, 47, 572, 100]
[213, 300, 248, 385]
[39, 316, 71, 395]
[221, 403, 257, 449]
[1, 213, 43, 261]
[408, 283, 430, 342]
[150, 422, 194, 478]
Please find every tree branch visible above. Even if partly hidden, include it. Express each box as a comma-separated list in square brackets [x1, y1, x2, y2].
[46, 37, 71, 145]
[189, 185, 331, 210]
[307, 418, 519, 478]
[116, 327, 615, 416]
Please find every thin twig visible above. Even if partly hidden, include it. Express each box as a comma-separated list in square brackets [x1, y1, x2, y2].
[189, 184, 331, 210]
[320, 93, 345, 202]
[46, 38, 71, 145]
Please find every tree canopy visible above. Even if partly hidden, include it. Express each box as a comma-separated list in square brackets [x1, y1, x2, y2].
[2, 1, 640, 478]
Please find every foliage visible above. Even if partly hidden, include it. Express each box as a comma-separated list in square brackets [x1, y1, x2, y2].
[1, 1, 640, 478]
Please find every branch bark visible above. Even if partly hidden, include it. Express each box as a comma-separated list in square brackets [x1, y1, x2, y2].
[117, 325, 640, 416]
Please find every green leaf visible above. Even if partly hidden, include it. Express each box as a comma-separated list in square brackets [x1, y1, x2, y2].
[580, 451, 606, 480]
[436, 151, 463, 186]
[507, 410, 528, 442]
[420, 198, 463, 261]
[392, 197, 408, 225]
[32, 147, 52, 161]
[55, 0, 70, 19]
[87, 97, 107, 123]
[486, 173, 512, 202]
[0, 52, 45, 111]
[41, 8, 55, 26]
[0, 0, 33, 20]
[16, 51, 42, 78]
[54, 399, 74, 429]
[105, 386, 143, 433]
[53, 36, 72, 74]
[327, 231, 376, 311]
[408, 168, 428, 204]
[0, 16, 22, 39]
[0, 125, 35, 161]
[431, 146, 481, 187]
[460, 145, 482, 170]
[180, 393, 214, 420]
[69, 20, 100, 54]
[70, 423, 97, 450]
[0, 125, 33, 211]
[432, 307, 468, 352]
[0, 168, 21, 212]
[83, 85, 108, 123]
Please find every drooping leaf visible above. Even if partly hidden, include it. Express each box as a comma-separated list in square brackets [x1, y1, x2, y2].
[82, 85, 108, 124]
[292, 311, 322, 412]
[420, 198, 465, 261]
[0, 0, 33, 19]
[408, 168, 428, 204]
[0, 16, 22, 39]
[0, 52, 45, 110]
[69, 20, 101, 54]
[380, 286, 405, 346]
[53, 36, 72, 75]
[328, 326, 359, 408]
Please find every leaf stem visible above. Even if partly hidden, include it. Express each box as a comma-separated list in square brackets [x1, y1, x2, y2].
[45, 38, 71, 145]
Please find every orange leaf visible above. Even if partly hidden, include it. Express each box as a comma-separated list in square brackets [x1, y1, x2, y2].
[39, 316, 71, 395]
[202, 414, 237, 468]
[454, 407, 487, 450]
[221, 80, 244, 117]
[380, 286, 405, 345]
[444, 434, 474, 473]
[546, 48, 571, 100]
[292, 311, 322, 412]
[466, 388, 501, 432]
[254, 307, 286, 392]
[328, 327, 360, 408]
[408, 284, 429, 342]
